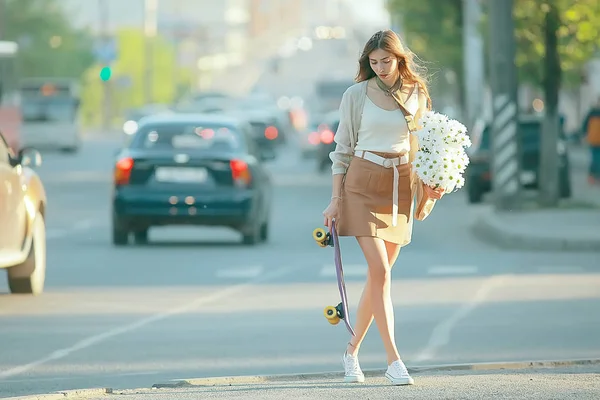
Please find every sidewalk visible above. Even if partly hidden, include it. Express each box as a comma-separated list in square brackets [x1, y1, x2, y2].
[472, 146, 600, 252]
[472, 206, 600, 251]
[8, 360, 599, 400]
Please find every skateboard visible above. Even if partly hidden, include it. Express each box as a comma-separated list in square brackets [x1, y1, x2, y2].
[313, 220, 356, 336]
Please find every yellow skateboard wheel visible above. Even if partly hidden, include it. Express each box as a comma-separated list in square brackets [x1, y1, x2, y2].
[324, 305, 339, 325]
[313, 228, 326, 242]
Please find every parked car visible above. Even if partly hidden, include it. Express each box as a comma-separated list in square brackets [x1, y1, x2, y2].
[465, 115, 571, 204]
[111, 113, 275, 246]
[0, 131, 47, 295]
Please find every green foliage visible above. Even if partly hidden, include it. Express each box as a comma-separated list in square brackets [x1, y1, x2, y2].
[3, 0, 94, 79]
[79, 28, 192, 128]
[514, 0, 600, 87]
[387, 0, 463, 85]
[387, 0, 600, 90]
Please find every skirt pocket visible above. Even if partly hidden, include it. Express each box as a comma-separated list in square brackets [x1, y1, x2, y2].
[344, 158, 373, 193]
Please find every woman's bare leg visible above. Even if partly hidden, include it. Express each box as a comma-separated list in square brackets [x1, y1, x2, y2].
[384, 240, 402, 268]
[346, 240, 402, 356]
[345, 236, 400, 364]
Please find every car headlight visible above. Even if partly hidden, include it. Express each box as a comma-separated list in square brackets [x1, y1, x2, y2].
[123, 120, 138, 135]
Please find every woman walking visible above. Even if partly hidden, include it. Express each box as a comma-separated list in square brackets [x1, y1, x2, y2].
[322, 30, 444, 386]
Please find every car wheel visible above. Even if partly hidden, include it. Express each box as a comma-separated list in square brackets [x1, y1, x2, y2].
[134, 229, 149, 245]
[242, 222, 261, 245]
[112, 216, 129, 246]
[60, 146, 78, 153]
[559, 168, 571, 199]
[259, 221, 269, 242]
[7, 214, 47, 295]
[467, 185, 483, 204]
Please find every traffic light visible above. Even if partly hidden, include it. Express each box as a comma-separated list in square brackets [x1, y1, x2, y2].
[99, 66, 112, 81]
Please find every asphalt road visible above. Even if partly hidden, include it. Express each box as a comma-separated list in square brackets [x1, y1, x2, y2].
[0, 134, 599, 398]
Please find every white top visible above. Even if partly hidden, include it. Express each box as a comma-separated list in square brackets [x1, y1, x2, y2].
[354, 90, 419, 154]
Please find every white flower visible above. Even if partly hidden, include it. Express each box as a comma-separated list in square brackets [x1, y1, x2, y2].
[412, 111, 471, 194]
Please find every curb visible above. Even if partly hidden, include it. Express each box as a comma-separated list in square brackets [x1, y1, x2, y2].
[471, 209, 600, 252]
[151, 358, 600, 388]
[4, 388, 112, 400]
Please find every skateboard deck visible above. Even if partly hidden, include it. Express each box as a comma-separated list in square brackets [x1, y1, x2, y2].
[313, 220, 356, 336]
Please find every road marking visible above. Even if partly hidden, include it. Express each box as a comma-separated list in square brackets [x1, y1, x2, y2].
[0, 265, 299, 380]
[414, 274, 509, 362]
[215, 266, 263, 279]
[319, 264, 367, 277]
[427, 266, 479, 276]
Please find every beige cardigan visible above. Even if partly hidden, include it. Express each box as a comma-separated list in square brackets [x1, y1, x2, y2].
[329, 80, 436, 229]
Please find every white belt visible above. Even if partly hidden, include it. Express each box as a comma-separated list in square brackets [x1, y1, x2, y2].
[355, 150, 409, 226]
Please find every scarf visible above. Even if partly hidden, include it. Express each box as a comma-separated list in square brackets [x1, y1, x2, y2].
[375, 75, 417, 132]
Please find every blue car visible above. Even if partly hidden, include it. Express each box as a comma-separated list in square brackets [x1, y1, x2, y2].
[111, 113, 274, 246]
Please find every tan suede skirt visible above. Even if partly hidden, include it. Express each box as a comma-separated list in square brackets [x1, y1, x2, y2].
[337, 151, 415, 245]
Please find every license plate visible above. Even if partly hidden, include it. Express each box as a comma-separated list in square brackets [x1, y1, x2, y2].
[520, 171, 536, 184]
[155, 167, 208, 183]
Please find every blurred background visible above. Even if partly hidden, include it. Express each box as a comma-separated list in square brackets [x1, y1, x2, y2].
[0, 0, 599, 398]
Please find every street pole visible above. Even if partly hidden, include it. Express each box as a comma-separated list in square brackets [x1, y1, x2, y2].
[99, 0, 111, 131]
[539, 4, 561, 207]
[488, 0, 521, 211]
[144, 0, 158, 105]
[462, 0, 485, 128]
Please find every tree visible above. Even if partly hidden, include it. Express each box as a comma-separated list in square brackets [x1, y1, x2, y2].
[387, 0, 600, 95]
[79, 28, 190, 128]
[386, 0, 464, 104]
[539, 1, 562, 206]
[2, 0, 94, 79]
[514, 0, 600, 88]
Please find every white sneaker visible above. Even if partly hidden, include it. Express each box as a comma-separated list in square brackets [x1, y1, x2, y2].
[385, 359, 414, 385]
[342, 351, 365, 383]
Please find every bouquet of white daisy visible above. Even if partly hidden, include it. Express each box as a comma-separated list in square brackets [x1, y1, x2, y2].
[412, 111, 472, 193]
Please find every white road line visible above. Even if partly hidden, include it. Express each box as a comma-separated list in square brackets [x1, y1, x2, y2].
[414, 274, 509, 363]
[427, 266, 479, 276]
[319, 264, 367, 278]
[0, 265, 299, 380]
[215, 266, 264, 279]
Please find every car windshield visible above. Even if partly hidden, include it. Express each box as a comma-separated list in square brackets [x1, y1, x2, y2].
[131, 123, 244, 151]
[21, 97, 78, 122]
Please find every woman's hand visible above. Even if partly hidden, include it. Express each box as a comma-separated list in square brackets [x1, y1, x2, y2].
[322, 198, 341, 231]
[423, 183, 445, 200]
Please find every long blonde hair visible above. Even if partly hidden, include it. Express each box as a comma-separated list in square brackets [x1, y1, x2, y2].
[356, 30, 432, 110]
